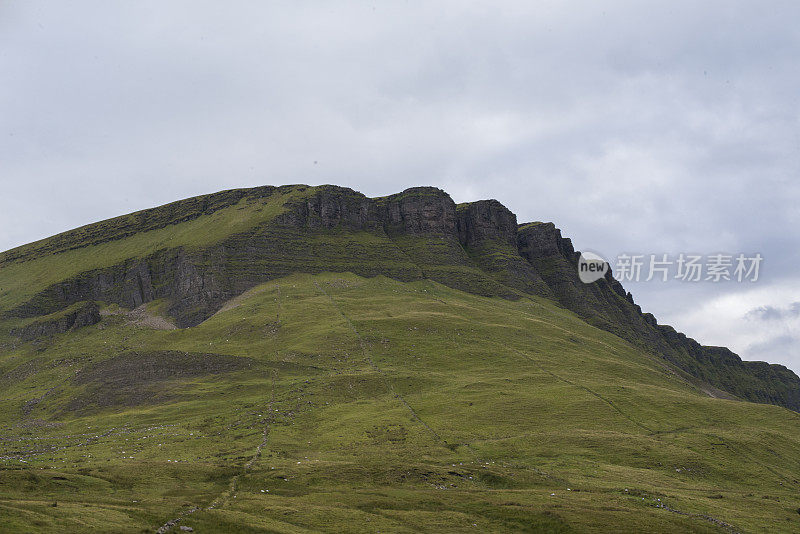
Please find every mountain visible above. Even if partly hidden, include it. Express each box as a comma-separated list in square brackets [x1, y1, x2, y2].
[4, 184, 797, 411]
[1, 184, 799, 533]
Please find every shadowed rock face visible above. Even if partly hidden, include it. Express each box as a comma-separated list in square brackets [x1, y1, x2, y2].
[11, 301, 100, 341]
[381, 187, 458, 236]
[3, 183, 799, 412]
[517, 222, 641, 336]
[457, 200, 518, 247]
[276, 185, 380, 230]
[456, 202, 553, 297]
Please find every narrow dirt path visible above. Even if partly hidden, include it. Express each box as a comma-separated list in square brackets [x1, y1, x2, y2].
[155, 369, 276, 532]
[155, 286, 282, 533]
[205, 370, 276, 511]
[511, 348, 654, 434]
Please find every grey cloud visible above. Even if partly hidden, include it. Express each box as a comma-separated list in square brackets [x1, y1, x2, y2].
[745, 303, 800, 321]
[747, 334, 800, 358]
[1, 1, 799, 371]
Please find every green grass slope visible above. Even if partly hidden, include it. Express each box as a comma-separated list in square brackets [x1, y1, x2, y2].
[1, 273, 799, 533]
[0, 185, 304, 313]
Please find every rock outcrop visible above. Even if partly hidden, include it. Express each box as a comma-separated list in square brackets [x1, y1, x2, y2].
[457, 202, 552, 297]
[381, 187, 459, 236]
[11, 301, 100, 341]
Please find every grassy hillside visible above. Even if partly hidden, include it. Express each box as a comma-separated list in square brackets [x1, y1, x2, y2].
[0, 185, 304, 312]
[1, 273, 800, 532]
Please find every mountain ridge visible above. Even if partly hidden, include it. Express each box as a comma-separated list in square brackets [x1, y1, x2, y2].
[3, 185, 800, 532]
[1, 183, 798, 412]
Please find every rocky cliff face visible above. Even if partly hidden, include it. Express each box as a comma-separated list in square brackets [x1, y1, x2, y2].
[457, 200, 517, 247]
[517, 222, 649, 338]
[381, 187, 459, 236]
[11, 301, 100, 341]
[3, 184, 798, 412]
[456, 202, 552, 297]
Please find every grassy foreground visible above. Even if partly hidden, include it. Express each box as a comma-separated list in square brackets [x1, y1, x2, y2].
[1, 273, 799, 532]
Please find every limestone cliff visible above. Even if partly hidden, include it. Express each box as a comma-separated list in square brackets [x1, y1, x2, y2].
[2, 184, 798, 411]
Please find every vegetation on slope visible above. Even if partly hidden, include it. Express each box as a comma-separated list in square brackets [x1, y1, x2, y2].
[0, 274, 799, 533]
[1, 184, 799, 532]
[517, 221, 800, 411]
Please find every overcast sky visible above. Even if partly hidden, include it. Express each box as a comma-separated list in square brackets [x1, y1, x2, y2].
[1, 1, 799, 373]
